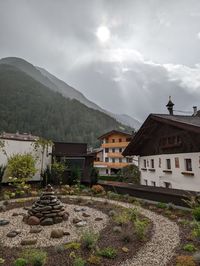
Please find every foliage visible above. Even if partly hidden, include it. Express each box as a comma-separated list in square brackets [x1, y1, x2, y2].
[89, 167, 99, 186]
[114, 208, 138, 225]
[68, 167, 81, 186]
[64, 242, 81, 250]
[106, 191, 122, 200]
[87, 255, 101, 265]
[0, 64, 133, 147]
[134, 219, 149, 240]
[176, 255, 196, 266]
[41, 165, 52, 187]
[183, 243, 197, 252]
[81, 230, 99, 250]
[7, 153, 36, 180]
[156, 202, 167, 209]
[99, 175, 122, 182]
[0, 140, 7, 158]
[192, 222, 200, 238]
[0, 258, 5, 264]
[91, 184, 105, 194]
[117, 164, 140, 184]
[73, 257, 86, 266]
[20, 249, 47, 266]
[51, 162, 66, 185]
[192, 207, 200, 221]
[14, 258, 28, 266]
[97, 247, 117, 259]
[183, 192, 200, 208]
[0, 165, 6, 187]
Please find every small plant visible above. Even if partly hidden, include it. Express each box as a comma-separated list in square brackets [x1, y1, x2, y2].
[81, 230, 99, 250]
[87, 255, 101, 265]
[192, 207, 200, 221]
[176, 255, 195, 266]
[0, 258, 5, 264]
[97, 247, 117, 259]
[64, 242, 81, 250]
[20, 249, 47, 266]
[107, 191, 121, 200]
[134, 219, 149, 240]
[156, 202, 167, 209]
[183, 243, 197, 252]
[192, 222, 200, 239]
[91, 185, 105, 194]
[14, 258, 28, 266]
[54, 245, 65, 253]
[114, 211, 130, 225]
[73, 257, 86, 266]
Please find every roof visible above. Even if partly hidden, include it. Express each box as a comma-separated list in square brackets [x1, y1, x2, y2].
[98, 130, 133, 140]
[0, 132, 38, 142]
[123, 113, 200, 156]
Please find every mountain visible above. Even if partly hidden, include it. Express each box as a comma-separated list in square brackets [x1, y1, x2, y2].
[0, 57, 140, 129]
[0, 63, 132, 146]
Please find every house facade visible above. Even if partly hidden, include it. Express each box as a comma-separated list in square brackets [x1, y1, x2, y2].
[94, 130, 137, 176]
[123, 100, 200, 191]
[0, 132, 51, 182]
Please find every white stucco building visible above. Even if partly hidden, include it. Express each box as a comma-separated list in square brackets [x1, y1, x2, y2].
[123, 100, 200, 192]
[0, 132, 52, 182]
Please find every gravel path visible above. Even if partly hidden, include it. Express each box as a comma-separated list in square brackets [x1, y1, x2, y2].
[67, 196, 180, 266]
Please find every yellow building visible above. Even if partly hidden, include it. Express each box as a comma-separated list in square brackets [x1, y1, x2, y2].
[94, 130, 137, 175]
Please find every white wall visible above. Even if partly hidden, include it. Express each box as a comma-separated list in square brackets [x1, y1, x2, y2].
[139, 152, 200, 191]
[0, 139, 52, 182]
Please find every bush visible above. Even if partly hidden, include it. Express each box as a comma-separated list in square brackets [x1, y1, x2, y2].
[183, 243, 197, 252]
[73, 257, 86, 266]
[97, 247, 117, 259]
[192, 207, 200, 221]
[156, 202, 167, 209]
[14, 258, 28, 266]
[192, 222, 200, 239]
[81, 230, 99, 250]
[87, 255, 101, 265]
[134, 219, 149, 240]
[91, 185, 105, 194]
[117, 164, 140, 184]
[64, 242, 81, 250]
[20, 249, 47, 266]
[176, 255, 195, 266]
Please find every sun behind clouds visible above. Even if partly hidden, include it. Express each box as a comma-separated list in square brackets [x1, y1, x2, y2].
[96, 26, 110, 43]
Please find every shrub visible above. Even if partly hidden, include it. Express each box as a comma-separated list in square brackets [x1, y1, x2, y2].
[192, 207, 200, 221]
[134, 219, 149, 240]
[176, 255, 195, 266]
[81, 230, 99, 250]
[91, 185, 105, 194]
[192, 222, 200, 239]
[183, 243, 197, 252]
[113, 211, 130, 225]
[20, 249, 47, 266]
[156, 202, 167, 209]
[14, 258, 28, 266]
[64, 242, 81, 250]
[107, 191, 121, 200]
[117, 164, 140, 184]
[87, 255, 101, 265]
[97, 247, 117, 259]
[0, 258, 5, 264]
[73, 257, 86, 266]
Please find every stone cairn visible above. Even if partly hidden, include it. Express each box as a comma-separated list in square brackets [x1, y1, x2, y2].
[25, 184, 69, 226]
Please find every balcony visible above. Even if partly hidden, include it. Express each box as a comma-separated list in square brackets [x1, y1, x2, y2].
[94, 161, 129, 169]
[102, 142, 129, 148]
[107, 152, 123, 158]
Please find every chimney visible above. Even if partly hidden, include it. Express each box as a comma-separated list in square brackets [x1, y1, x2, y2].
[193, 106, 197, 116]
[166, 96, 174, 115]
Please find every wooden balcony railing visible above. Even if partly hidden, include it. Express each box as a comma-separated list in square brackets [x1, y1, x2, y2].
[94, 161, 129, 169]
[102, 142, 129, 148]
[107, 152, 123, 158]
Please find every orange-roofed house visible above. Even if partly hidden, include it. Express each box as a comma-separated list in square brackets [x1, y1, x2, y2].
[94, 130, 138, 176]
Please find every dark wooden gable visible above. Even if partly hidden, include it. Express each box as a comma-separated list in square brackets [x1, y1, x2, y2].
[123, 114, 200, 156]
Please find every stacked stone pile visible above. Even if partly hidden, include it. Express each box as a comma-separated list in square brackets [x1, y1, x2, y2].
[26, 184, 69, 226]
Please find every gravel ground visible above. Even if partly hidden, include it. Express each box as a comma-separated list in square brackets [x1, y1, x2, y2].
[0, 203, 108, 248]
[67, 196, 180, 266]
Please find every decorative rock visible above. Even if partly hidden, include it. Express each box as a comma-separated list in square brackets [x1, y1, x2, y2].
[63, 213, 69, 221]
[76, 221, 87, 227]
[82, 213, 90, 218]
[30, 227, 42, 234]
[27, 216, 40, 225]
[54, 217, 63, 224]
[95, 217, 103, 221]
[12, 212, 19, 216]
[72, 218, 82, 224]
[40, 218, 54, 226]
[50, 229, 64, 238]
[113, 226, 122, 233]
[108, 210, 117, 217]
[74, 207, 82, 212]
[0, 220, 9, 226]
[7, 230, 20, 238]
[63, 231, 70, 236]
[21, 238, 37, 245]
[122, 247, 129, 253]
[0, 204, 6, 212]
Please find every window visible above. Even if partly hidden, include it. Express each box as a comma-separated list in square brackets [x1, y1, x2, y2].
[119, 148, 122, 153]
[112, 139, 115, 143]
[166, 159, 171, 169]
[159, 158, 161, 168]
[105, 157, 109, 162]
[119, 138, 122, 142]
[112, 148, 115, 153]
[105, 138, 109, 143]
[175, 157, 179, 168]
[105, 148, 109, 153]
[151, 181, 156, 187]
[106, 169, 109, 174]
[144, 179, 148, 185]
[112, 158, 115, 163]
[185, 159, 192, 171]
[164, 182, 171, 188]
[144, 159, 147, 168]
[119, 158, 122, 163]
[151, 159, 154, 169]
[127, 158, 133, 163]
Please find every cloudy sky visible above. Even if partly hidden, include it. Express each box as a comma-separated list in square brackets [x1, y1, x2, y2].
[1, 0, 200, 122]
